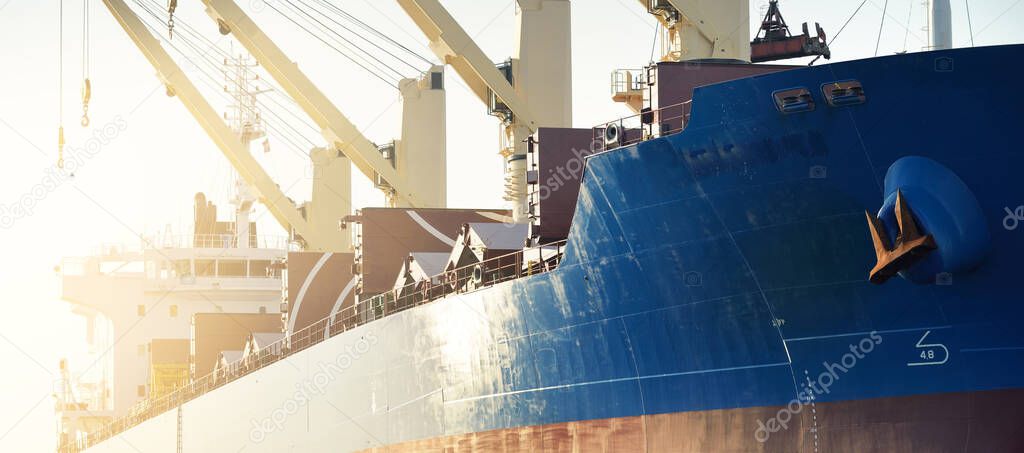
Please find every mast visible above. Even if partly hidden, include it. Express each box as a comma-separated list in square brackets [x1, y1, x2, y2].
[929, 0, 953, 50]
[223, 53, 264, 249]
[202, 0, 422, 210]
[99, 0, 326, 249]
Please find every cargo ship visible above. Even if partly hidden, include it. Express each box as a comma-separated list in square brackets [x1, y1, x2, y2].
[56, 0, 1024, 452]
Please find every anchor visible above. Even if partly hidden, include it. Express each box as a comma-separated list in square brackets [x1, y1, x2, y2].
[865, 191, 938, 284]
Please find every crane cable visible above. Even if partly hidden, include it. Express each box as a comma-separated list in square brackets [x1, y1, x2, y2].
[289, 0, 423, 78]
[167, 0, 177, 39]
[57, 0, 65, 169]
[874, 0, 889, 57]
[268, 0, 401, 87]
[965, 0, 975, 47]
[142, 0, 313, 129]
[648, 22, 659, 63]
[131, 0, 319, 156]
[301, 0, 421, 75]
[134, 0, 316, 146]
[809, 0, 868, 66]
[317, 0, 434, 66]
[309, 0, 433, 71]
[140, 0, 321, 137]
[902, 0, 913, 53]
[81, 0, 91, 127]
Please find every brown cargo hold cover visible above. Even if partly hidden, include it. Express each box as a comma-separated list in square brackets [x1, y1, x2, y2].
[191, 313, 281, 380]
[286, 252, 356, 334]
[352, 208, 512, 298]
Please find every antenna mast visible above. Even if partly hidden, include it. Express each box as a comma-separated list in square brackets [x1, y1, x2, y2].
[223, 53, 267, 249]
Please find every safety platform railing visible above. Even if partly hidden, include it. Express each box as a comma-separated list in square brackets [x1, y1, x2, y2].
[593, 100, 692, 151]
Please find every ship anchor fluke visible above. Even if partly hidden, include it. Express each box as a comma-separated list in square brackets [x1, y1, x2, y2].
[865, 191, 938, 284]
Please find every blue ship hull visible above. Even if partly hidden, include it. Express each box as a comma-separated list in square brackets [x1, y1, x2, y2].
[373, 44, 1024, 450]
[77, 45, 1024, 452]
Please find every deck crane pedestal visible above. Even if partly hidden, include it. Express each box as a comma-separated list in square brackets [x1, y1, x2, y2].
[396, 0, 572, 222]
[613, 1, 829, 111]
[643, 0, 752, 62]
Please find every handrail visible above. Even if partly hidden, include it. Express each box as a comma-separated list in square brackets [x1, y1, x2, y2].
[158, 234, 291, 250]
[610, 68, 646, 95]
[60, 239, 567, 453]
[593, 100, 693, 151]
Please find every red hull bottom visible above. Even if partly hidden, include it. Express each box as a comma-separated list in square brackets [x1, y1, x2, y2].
[360, 388, 1024, 452]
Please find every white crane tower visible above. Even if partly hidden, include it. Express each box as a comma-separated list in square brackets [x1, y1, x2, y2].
[643, 0, 752, 62]
[397, 0, 573, 222]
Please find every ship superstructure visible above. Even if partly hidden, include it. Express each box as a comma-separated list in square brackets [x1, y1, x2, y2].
[55, 50, 291, 448]
[56, 195, 288, 446]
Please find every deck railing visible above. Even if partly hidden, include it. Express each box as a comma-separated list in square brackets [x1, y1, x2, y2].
[59, 240, 567, 453]
[610, 68, 646, 95]
[593, 100, 692, 151]
[158, 234, 291, 250]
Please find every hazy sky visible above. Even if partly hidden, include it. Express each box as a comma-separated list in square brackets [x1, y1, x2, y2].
[0, 0, 1021, 450]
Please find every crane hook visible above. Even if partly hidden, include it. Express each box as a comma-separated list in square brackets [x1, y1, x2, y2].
[80, 78, 91, 127]
[167, 0, 177, 40]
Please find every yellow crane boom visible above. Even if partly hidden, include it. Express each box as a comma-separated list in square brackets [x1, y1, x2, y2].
[203, 0, 421, 208]
[100, 0, 335, 250]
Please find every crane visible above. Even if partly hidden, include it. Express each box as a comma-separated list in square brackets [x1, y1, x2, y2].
[100, 0, 346, 251]
[202, 0, 446, 210]
[641, 0, 828, 63]
[642, 0, 751, 62]
[395, 0, 572, 222]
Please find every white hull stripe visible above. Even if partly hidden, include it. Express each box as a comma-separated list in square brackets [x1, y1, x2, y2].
[289, 252, 333, 333]
[330, 276, 359, 319]
[406, 211, 456, 246]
